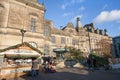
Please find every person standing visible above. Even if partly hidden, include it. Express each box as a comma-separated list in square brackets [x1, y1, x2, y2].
[87, 58, 91, 69]
[92, 57, 97, 69]
[31, 59, 39, 76]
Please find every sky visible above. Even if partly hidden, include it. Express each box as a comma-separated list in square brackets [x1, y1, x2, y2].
[38, 0, 120, 37]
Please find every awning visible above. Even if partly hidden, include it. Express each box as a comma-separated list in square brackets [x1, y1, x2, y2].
[53, 48, 69, 54]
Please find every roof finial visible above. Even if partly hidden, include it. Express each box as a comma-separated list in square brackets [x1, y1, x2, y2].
[77, 17, 80, 21]
[42, 0, 45, 5]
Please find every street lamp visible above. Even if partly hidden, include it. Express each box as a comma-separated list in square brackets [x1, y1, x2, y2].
[20, 29, 26, 43]
[88, 26, 92, 54]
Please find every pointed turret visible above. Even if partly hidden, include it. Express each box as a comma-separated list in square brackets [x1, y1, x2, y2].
[76, 17, 82, 29]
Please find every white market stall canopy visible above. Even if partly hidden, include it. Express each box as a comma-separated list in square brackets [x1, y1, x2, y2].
[0, 42, 42, 59]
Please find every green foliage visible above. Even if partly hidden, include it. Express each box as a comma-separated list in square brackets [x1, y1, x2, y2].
[67, 47, 83, 60]
[89, 53, 109, 66]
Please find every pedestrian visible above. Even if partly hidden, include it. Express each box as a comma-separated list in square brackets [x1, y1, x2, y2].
[87, 58, 91, 69]
[90, 56, 97, 72]
[31, 59, 39, 76]
[92, 57, 97, 69]
[44, 61, 49, 73]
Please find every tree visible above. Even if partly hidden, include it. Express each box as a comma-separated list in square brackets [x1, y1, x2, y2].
[95, 39, 112, 58]
[65, 47, 83, 60]
[89, 53, 109, 67]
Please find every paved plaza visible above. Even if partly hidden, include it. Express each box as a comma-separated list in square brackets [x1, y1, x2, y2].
[7, 67, 120, 80]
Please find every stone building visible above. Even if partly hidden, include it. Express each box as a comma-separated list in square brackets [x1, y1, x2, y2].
[0, 0, 112, 57]
[112, 36, 120, 58]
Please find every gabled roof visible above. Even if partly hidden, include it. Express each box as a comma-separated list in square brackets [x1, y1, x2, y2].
[51, 26, 70, 36]
[62, 22, 75, 30]
[0, 42, 42, 54]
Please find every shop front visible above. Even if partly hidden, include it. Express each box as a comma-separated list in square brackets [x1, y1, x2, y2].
[0, 42, 41, 79]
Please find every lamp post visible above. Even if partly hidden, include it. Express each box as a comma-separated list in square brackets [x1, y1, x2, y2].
[88, 27, 92, 54]
[20, 29, 26, 43]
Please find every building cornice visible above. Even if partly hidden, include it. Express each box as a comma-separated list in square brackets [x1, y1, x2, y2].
[15, 0, 44, 11]
[0, 27, 44, 39]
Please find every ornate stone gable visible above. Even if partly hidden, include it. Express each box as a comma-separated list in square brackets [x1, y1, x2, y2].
[51, 27, 69, 36]
[66, 22, 74, 29]
[78, 27, 86, 36]
[62, 22, 78, 35]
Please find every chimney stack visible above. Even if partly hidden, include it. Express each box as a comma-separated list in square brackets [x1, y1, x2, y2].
[76, 17, 82, 28]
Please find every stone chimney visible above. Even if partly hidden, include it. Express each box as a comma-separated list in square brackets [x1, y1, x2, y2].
[95, 28, 99, 34]
[99, 30, 104, 35]
[104, 29, 108, 36]
[76, 17, 82, 28]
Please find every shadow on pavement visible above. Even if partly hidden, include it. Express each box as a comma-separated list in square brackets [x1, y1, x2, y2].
[8, 68, 120, 80]
[18, 68, 88, 80]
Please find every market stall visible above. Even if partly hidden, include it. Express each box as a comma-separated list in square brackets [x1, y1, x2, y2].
[0, 42, 41, 79]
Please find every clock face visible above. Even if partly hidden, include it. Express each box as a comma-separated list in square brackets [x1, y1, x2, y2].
[29, 42, 37, 48]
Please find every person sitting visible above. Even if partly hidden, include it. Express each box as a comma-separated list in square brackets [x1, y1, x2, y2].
[48, 62, 56, 73]
[44, 61, 56, 73]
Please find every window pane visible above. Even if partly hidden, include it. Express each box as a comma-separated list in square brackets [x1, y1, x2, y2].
[61, 37, 66, 44]
[51, 36, 56, 43]
[72, 39, 78, 45]
[44, 26, 50, 36]
[44, 45, 49, 54]
[30, 18, 36, 32]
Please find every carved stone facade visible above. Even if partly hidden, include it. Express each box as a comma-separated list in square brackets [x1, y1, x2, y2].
[0, 0, 112, 57]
